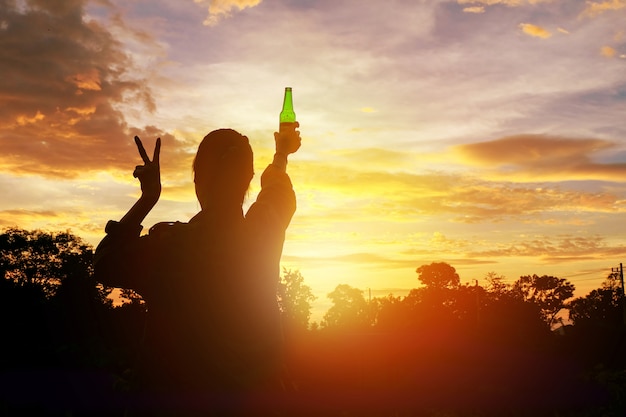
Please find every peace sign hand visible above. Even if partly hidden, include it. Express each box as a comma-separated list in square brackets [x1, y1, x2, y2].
[133, 136, 161, 203]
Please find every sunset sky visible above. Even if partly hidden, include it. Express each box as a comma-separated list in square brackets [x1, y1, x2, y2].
[1, 0, 625, 319]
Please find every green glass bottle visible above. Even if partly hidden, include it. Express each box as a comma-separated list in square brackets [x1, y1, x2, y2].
[279, 87, 296, 130]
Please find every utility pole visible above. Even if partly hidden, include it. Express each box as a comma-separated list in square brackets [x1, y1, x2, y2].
[611, 263, 626, 326]
[474, 279, 480, 328]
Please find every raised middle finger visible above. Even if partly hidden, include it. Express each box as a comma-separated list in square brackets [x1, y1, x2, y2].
[152, 138, 161, 165]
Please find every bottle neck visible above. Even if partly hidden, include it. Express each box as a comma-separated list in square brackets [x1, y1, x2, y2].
[282, 92, 293, 110]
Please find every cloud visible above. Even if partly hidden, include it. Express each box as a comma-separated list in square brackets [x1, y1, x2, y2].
[400, 232, 626, 267]
[287, 154, 626, 232]
[194, 0, 262, 26]
[457, 0, 555, 8]
[519, 23, 552, 38]
[600, 45, 617, 57]
[420, 180, 623, 224]
[0, 209, 60, 226]
[467, 234, 626, 263]
[456, 135, 611, 165]
[0, 1, 194, 178]
[454, 135, 626, 181]
[580, 0, 626, 18]
[463, 6, 486, 13]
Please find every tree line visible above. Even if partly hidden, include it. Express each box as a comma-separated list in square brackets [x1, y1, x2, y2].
[1, 227, 625, 416]
[284, 259, 624, 344]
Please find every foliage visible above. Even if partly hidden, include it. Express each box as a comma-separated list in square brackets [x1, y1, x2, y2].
[416, 262, 460, 289]
[484, 271, 510, 298]
[402, 286, 461, 329]
[322, 284, 370, 329]
[512, 274, 575, 327]
[119, 288, 146, 306]
[568, 276, 623, 327]
[0, 228, 116, 372]
[1, 229, 624, 415]
[369, 293, 406, 329]
[277, 268, 316, 331]
[0, 227, 103, 299]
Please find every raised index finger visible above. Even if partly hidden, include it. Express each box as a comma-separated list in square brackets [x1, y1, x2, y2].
[134, 136, 151, 163]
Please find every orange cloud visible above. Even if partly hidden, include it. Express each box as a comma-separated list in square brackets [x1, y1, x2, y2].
[0, 209, 59, 223]
[519, 23, 552, 38]
[16, 111, 45, 126]
[194, 0, 263, 26]
[66, 68, 102, 92]
[287, 151, 626, 231]
[465, 234, 626, 263]
[580, 0, 626, 18]
[65, 106, 97, 116]
[463, 6, 486, 13]
[456, 135, 610, 165]
[0, 1, 194, 179]
[458, 0, 555, 8]
[454, 135, 626, 181]
[601, 45, 617, 57]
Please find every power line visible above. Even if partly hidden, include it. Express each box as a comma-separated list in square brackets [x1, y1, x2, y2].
[568, 276, 607, 283]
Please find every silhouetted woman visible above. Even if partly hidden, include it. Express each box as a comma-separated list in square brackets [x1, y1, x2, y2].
[94, 123, 300, 415]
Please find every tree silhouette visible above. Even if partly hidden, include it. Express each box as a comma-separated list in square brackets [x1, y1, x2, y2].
[277, 268, 316, 332]
[1, 228, 59, 296]
[416, 262, 460, 289]
[0, 268, 51, 368]
[0, 228, 98, 298]
[484, 271, 509, 298]
[370, 294, 406, 329]
[0, 228, 114, 367]
[449, 282, 485, 327]
[0, 228, 124, 417]
[394, 263, 463, 331]
[2, 228, 623, 415]
[322, 284, 369, 329]
[568, 277, 622, 327]
[119, 288, 146, 307]
[512, 274, 575, 327]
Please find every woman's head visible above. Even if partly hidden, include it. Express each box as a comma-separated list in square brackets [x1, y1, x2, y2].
[193, 128, 254, 209]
